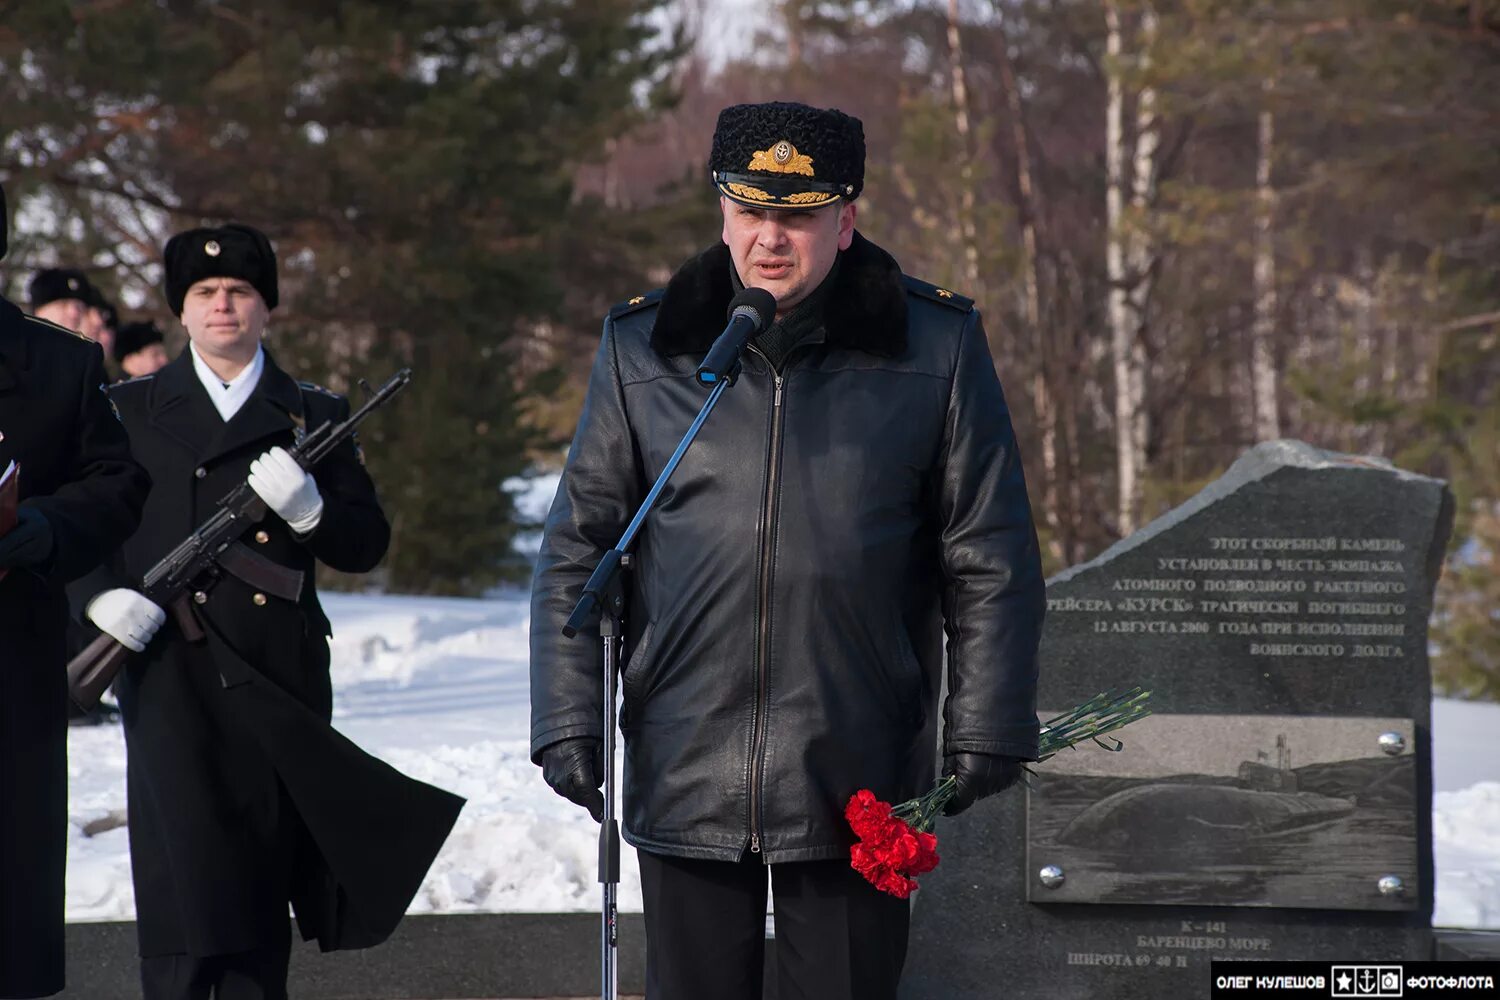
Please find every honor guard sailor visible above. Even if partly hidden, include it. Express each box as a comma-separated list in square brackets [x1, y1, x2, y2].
[71, 222, 462, 1000]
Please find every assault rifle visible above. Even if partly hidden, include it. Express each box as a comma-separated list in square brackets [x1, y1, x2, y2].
[66, 368, 412, 711]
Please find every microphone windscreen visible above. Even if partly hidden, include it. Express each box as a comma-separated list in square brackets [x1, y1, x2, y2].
[727, 287, 777, 335]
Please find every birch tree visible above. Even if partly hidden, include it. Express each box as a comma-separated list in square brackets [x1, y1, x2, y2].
[1105, 0, 1158, 535]
[1251, 76, 1280, 441]
[946, 0, 983, 295]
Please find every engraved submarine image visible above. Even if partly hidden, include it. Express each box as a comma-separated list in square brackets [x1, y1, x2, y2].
[1054, 734, 1356, 850]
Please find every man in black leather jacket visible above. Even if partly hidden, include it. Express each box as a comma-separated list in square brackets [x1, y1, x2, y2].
[531, 102, 1046, 1000]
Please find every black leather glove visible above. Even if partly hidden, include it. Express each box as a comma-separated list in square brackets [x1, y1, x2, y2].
[0, 506, 54, 571]
[942, 751, 1025, 816]
[542, 737, 605, 822]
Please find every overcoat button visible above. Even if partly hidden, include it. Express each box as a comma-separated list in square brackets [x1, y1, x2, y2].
[195, 467, 206, 479]
[252, 593, 267, 606]
[255, 530, 270, 544]
[193, 591, 208, 604]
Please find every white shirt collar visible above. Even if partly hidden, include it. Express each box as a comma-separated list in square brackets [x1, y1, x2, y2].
[190, 343, 265, 422]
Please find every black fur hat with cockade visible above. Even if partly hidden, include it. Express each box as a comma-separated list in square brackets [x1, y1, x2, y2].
[709, 102, 865, 210]
[163, 222, 278, 316]
[28, 268, 101, 310]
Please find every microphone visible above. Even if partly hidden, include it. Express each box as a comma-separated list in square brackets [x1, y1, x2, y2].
[695, 287, 777, 386]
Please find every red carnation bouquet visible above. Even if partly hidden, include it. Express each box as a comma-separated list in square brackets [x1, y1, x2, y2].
[845, 783, 949, 899]
[846, 687, 1151, 898]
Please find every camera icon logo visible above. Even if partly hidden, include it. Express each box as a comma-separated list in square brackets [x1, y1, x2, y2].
[1330, 964, 1403, 997]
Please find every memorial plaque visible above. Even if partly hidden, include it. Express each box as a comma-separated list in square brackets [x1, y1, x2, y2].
[1027, 713, 1418, 910]
[903, 441, 1454, 1000]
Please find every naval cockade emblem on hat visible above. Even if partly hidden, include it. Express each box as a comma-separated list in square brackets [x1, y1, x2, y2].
[748, 140, 815, 177]
[205, 239, 221, 257]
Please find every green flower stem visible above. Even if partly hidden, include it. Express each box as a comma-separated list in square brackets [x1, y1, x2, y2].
[1037, 687, 1152, 761]
[891, 774, 956, 833]
[887, 688, 1153, 825]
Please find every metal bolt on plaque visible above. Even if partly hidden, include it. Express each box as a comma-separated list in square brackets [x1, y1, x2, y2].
[1038, 865, 1065, 889]
[1377, 732, 1406, 756]
[1377, 875, 1405, 897]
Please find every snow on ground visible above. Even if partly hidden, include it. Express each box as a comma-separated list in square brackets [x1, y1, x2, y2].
[323, 589, 642, 916]
[65, 587, 642, 923]
[1432, 783, 1500, 929]
[65, 728, 134, 919]
[66, 583, 1500, 929]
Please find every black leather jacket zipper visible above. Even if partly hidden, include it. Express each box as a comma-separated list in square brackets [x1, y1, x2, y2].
[748, 346, 787, 857]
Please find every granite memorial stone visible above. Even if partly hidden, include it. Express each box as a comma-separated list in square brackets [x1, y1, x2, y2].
[902, 440, 1454, 999]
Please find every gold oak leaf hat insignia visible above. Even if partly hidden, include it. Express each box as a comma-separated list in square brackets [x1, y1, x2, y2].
[709, 101, 865, 210]
[748, 140, 815, 176]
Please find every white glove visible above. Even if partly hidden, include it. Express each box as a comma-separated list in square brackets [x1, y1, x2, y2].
[86, 588, 166, 653]
[247, 446, 323, 534]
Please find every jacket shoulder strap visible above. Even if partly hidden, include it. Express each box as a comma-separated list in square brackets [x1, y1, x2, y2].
[609, 288, 664, 321]
[902, 275, 974, 313]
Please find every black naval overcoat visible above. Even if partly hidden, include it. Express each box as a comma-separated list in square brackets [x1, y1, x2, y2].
[0, 296, 149, 999]
[72, 348, 463, 959]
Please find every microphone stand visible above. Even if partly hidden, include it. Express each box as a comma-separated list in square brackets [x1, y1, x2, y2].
[563, 370, 740, 1000]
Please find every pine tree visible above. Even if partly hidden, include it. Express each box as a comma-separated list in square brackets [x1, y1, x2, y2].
[0, 0, 687, 593]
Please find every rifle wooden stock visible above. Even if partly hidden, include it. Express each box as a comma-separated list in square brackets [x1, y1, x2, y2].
[66, 634, 131, 712]
[66, 593, 204, 711]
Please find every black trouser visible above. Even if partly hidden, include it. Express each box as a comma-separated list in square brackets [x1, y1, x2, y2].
[138, 923, 291, 1000]
[638, 849, 910, 1000]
